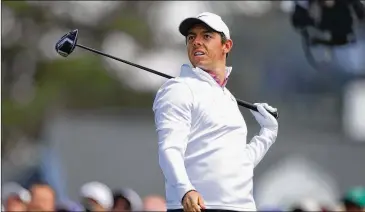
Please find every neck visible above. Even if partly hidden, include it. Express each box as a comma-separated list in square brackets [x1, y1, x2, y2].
[204, 66, 226, 83]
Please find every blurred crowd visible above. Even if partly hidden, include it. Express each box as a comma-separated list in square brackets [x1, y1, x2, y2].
[1, 181, 166, 212]
[284, 186, 365, 212]
[2, 181, 365, 212]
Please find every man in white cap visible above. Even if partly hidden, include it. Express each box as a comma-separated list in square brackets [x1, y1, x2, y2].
[2, 182, 30, 212]
[112, 188, 143, 211]
[80, 181, 113, 212]
[153, 12, 279, 212]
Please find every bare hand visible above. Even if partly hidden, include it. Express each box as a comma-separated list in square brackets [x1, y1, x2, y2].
[182, 190, 206, 212]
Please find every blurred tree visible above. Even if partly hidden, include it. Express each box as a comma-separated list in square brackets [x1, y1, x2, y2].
[1, 2, 156, 157]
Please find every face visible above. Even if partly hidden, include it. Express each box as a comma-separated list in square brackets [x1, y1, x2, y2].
[143, 196, 166, 211]
[186, 24, 232, 71]
[27, 185, 55, 212]
[5, 196, 27, 212]
[83, 198, 106, 212]
[112, 197, 131, 212]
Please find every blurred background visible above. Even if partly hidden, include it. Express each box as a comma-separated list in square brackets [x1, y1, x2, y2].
[2, 1, 365, 211]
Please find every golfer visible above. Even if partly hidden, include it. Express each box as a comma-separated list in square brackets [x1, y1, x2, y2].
[153, 12, 279, 212]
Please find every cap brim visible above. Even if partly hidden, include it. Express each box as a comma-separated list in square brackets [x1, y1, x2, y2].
[179, 18, 210, 37]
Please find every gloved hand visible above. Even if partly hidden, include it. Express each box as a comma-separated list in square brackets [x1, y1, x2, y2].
[250, 103, 278, 131]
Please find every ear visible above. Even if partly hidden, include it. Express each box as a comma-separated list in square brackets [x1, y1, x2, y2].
[223, 39, 233, 54]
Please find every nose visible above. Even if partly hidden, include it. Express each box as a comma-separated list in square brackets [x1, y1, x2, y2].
[192, 36, 203, 47]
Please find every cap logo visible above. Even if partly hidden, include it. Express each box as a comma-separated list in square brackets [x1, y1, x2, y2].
[197, 14, 208, 18]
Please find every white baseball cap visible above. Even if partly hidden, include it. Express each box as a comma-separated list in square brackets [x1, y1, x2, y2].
[80, 181, 113, 210]
[179, 12, 230, 39]
[113, 188, 143, 211]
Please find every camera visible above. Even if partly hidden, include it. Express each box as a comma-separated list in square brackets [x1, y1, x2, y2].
[291, 0, 364, 47]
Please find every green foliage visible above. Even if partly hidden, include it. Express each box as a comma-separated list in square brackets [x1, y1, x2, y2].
[1, 3, 157, 149]
[36, 55, 155, 108]
[107, 14, 153, 48]
[3, 1, 30, 13]
[2, 55, 155, 144]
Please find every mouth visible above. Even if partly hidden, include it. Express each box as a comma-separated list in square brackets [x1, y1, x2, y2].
[193, 51, 205, 57]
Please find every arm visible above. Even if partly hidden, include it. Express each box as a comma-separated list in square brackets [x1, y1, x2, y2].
[246, 128, 277, 167]
[152, 80, 195, 202]
[246, 103, 278, 167]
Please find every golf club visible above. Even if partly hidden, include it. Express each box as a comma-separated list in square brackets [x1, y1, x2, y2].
[55, 29, 279, 119]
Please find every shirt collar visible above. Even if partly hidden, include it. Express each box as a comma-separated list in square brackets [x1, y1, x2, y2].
[180, 64, 233, 88]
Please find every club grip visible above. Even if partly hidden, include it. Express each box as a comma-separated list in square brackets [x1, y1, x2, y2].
[237, 99, 279, 119]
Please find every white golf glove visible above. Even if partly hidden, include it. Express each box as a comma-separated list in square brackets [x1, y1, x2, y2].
[250, 103, 278, 131]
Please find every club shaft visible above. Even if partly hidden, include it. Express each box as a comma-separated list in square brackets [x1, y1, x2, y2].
[75, 44, 278, 119]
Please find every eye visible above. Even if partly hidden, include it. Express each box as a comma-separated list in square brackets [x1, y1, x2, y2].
[187, 35, 194, 41]
[204, 34, 212, 39]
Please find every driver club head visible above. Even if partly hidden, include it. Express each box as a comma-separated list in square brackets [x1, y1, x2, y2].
[55, 29, 78, 57]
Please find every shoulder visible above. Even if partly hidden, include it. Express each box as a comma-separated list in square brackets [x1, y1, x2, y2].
[156, 78, 192, 97]
[153, 78, 194, 108]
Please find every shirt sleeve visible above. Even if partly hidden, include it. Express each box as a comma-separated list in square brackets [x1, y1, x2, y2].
[245, 128, 277, 167]
[152, 79, 195, 203]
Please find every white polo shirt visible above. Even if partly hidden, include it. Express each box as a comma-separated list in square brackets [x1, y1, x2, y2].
[153, 64, 277, 211]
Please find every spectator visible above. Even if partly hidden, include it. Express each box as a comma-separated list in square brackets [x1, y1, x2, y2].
[80, 181, 113, 211]
[2, 182, 30, 212]
[27, 183, 56, 211]
[341, 186, 365, 212]
[112, 188, 143, 211]
[143, 195, 166, 211]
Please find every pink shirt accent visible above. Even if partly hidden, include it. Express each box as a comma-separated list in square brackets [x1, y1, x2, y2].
[207, 71, 228, 87]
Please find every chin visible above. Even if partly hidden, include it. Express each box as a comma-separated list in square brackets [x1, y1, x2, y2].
[191, 61, 207, 69]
